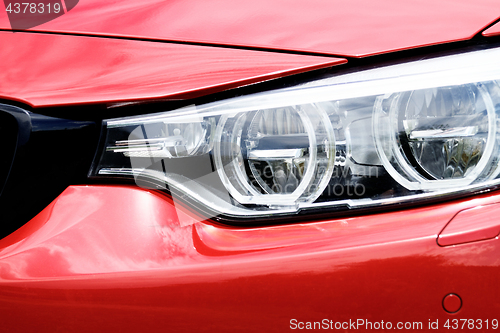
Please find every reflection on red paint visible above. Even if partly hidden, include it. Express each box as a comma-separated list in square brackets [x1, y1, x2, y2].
[0, 185, 499, 331]
[0, 32, 345, 108]
[0, 0, 498, 57]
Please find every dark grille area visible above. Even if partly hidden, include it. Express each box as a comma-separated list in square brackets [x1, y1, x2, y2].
[0, 104, 98, 239]
[0, 112, 17, 197]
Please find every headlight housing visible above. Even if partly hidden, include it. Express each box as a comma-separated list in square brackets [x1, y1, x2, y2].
[91, 47, 500, 220]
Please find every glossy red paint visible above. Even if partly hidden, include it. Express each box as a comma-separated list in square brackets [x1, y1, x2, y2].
[438, 203, 500, 246]
[0, 185, 499, 331]
[0, 0, 499, 57]
[0, 31, 345, 107]
[483, 21, 500, 37]
[443, 294, 462, 314]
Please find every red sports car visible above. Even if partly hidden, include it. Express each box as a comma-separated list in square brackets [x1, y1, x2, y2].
[1, 0, 500, 331]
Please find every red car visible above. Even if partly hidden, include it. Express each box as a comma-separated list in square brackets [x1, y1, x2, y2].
[1, 0, 500, 331]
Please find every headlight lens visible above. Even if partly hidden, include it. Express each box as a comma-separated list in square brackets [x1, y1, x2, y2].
[92, 47, 500, 219]
[374, 83, 498, 190]
[214, 105, 335, 206]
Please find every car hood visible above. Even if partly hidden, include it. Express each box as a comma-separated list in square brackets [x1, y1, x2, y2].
[1, 0, 500, 57]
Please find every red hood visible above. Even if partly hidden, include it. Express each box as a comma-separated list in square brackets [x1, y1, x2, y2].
[1, 0, 499, 57]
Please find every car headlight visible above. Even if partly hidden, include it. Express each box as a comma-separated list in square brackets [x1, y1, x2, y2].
[91, 47, 500, 220]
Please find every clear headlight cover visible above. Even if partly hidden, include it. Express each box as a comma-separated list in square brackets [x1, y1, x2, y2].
[92, 47, 500, 219]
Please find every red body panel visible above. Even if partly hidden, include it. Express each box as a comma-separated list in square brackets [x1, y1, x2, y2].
[0, 185, 499, 331]
[1, 1, 500, 331]
[0, 31, 344, 107]
[438, 203, 500, 246]
[0, 0, 499, 57]
[483, 21, 500, 37]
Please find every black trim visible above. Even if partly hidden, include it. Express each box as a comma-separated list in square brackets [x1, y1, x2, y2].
[0, 105, 31, 197]
[0, 104, 99, 238]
